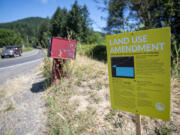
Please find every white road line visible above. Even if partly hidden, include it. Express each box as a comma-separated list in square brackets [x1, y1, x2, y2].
[0, 58, 43, 71]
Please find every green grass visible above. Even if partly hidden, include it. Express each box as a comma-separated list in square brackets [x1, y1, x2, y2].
[155, 123, 177, 135]
[22, 47, 34, 53]
[77, 44, 97, 56]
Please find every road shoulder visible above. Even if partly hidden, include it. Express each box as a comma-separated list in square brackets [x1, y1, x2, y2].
[0, 65, 48, 135]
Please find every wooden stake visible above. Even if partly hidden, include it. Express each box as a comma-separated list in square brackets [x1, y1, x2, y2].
[136, 114, 141, 135]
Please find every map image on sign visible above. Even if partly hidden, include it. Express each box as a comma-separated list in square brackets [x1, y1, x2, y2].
[111, 57, 134, 78]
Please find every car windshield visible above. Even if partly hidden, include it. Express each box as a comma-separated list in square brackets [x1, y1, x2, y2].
[5, 47, 14, 49]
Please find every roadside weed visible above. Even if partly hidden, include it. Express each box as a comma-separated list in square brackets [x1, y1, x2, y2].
[5, 104, 15, 112]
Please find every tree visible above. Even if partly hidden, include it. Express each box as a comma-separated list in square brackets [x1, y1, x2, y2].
[50, 7, 68, 37]
[0, 28, 23, 47]
[67, 1, 92, 42]
[105, 0, 127, 33]
[105, 0, 180, 57]
[105, 0, 179, 32]
[0, 17, 46, 47]
[130, 0, 180, 58]
[81, 5, 92, 43]
[37, 18, 51, 48]
[67, 0, 84, 41]
[88, 30, 105, 44]
[48, 2, 95, 44]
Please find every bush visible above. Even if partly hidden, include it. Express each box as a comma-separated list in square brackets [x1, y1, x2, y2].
[0, 28, 23, 47]
[77, 43, 107, 62]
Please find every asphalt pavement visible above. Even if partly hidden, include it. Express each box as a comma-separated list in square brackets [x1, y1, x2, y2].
[0, 49, 45, 85]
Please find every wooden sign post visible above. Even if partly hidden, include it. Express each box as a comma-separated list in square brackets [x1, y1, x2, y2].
[136, 114, 141, 135]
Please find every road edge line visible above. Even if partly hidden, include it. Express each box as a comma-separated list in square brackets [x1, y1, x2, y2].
[0, 58, 43, 71]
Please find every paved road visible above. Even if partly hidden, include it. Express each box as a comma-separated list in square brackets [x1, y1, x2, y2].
[0, 49, 45, 85]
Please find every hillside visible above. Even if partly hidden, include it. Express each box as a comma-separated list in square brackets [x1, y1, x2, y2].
[0, 17, 47, 44]
[43, 45, 180, 135]
[0, 17, 45, 27]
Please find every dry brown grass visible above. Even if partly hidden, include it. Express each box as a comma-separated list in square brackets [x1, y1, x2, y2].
[0, 69, 43, 100]
[45, 54, 180, 135]
[0, 75, 33, 100]
[0, 66, 43, 112]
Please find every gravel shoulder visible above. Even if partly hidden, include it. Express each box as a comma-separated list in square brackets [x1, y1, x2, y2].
[0, 65, 48, 135]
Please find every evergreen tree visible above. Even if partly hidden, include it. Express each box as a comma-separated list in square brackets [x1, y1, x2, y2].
[37, 18, 50, 48]
[50, 7, 68, 37]
[105, 0, 180, 57]
[67, 1, 92, 42]
[81, 5, 91, 43]
[106, 0, 127, 33]
[106, 0, 179, 33]
[67, 0, 83, 41]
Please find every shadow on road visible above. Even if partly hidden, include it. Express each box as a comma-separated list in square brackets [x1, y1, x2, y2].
[31, 80, 47, 93]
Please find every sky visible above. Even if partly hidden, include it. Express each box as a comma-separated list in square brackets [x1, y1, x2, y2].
[0, 0, 107, 32]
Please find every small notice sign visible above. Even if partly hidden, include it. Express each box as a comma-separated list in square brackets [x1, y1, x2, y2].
[50, 37, 77, 59]
[106, 27, 171, 121]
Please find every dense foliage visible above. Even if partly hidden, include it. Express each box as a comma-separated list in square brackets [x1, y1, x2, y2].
[37, 18, 51, 48]
[0, 28, 23, 47]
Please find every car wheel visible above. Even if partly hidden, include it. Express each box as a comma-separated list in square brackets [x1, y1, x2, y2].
[1, 56, 4, 58]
